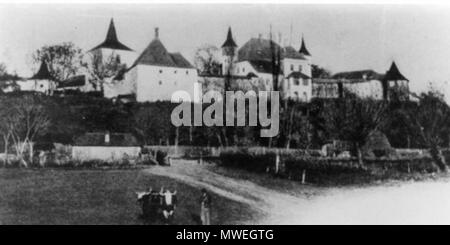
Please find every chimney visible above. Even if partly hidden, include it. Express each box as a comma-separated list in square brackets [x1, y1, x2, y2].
[155, 27, 159, 39]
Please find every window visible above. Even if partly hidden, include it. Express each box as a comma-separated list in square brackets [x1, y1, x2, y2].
[293, 78, 300, 86]
[294, 92, 299, 99]
[303, 92, 308, 101]
[186, 70, 189, 75]
[243, 68, 245, 73]
[290, 64, 294, 71]
[298, 65, 302, 72]
[159, 81, 162, 85]
[159, 70, 163, 73]
[303, 79, 309, 86]
[174, 70, 177, 74]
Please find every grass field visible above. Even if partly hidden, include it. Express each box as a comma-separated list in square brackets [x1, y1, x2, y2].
[0, 168, 257, 225]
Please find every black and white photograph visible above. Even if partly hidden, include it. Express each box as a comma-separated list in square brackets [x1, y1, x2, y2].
[0, 1, 450, 227]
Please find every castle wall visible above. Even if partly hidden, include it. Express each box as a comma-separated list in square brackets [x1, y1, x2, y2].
[135, 64, 200, 102]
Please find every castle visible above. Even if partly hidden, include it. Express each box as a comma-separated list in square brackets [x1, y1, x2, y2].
[3, 18, 410, 102]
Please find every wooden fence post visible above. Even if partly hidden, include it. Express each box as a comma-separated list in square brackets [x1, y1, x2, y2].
[301, 169, 306, 184]
[275, 153, 280, 174]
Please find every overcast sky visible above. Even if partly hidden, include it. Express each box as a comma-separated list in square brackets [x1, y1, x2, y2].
[1, 4, 450, 101]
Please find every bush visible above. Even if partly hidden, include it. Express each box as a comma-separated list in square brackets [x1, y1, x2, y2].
[218, 150, 276, 172]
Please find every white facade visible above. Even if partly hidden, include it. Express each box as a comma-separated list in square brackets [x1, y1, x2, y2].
[104, 68, 137, 98]
[17, 79, 55, 95]
[282, 58, 312, 101]
[344, 80, 384, 99]
[119, 64, 200, 102]
[135, 65, 200, 102]
[72, 146, 141, 161]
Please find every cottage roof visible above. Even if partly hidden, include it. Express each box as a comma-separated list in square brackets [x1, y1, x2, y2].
[58, 75, 85, 88]
[91, 19, 132, 51]
[74, 132, 139, 147]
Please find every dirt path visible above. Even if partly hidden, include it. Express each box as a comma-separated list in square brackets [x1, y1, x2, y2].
[144, 159, 450, 225]
[144, 159, 310, 224]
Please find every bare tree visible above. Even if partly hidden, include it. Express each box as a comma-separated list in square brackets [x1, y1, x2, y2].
[0, 97, 14, 165]
[8, 96, 50, 167]
[194, 44, 221, 75]
[86, 51, 127, 94]
[31, 42, 85, 81]
[320, 98, 387, 167]
[404, 91, 450, 172]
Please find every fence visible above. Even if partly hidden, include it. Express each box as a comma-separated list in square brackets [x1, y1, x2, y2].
[143, 145, 322, 158]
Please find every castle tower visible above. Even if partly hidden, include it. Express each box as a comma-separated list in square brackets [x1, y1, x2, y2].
[383, 61, 409, 100]
[90, 18, 135, 68]
[221, 27, 238, 75]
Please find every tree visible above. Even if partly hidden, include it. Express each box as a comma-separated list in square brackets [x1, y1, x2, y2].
[0, 63, 20, 92]
[320, 98, 387, 167]
[31, 42, 85, 81]
[0, 96, 15, 165]
[404, 91, 450, 172]
[86, 51, 127, 94]
[311, 64, 332, 79]
[8, 95, 50, 167]
[194, 44, 221, 75]
[132, 102, 173, 145]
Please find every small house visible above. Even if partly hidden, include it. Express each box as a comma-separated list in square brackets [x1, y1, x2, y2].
[72, 132, 141, 162]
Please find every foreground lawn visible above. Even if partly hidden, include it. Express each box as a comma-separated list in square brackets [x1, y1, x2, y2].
[0, 168, 255, 225]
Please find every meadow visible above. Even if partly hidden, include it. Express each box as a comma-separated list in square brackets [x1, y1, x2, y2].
[0, 168, 256, 225]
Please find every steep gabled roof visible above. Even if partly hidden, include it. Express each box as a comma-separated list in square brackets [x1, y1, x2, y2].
[299, 37, 311, 56]
[91, 19, 132, 51]
[169, 53, 195, 68]
[131, 35, 194, 69]
[222, 27, 238, 48]
[133, 38, 175, 67]
[30, 61, 54, 80]
[238, 38, 282, 62]
[283, 46, 306, 60]
[384, 61, 408, 81]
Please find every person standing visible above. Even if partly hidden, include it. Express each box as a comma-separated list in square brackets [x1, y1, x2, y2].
[199, 188, 211, 225]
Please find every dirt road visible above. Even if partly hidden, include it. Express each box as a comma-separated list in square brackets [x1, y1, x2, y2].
[144, 159, 450, 225]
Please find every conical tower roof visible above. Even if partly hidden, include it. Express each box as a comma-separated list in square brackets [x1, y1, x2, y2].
[384, 61, 408, 81]
[30, 60, 54, 80]
[222, 27, 237, 48]
[299, 36, 311, 56]
[91, 18, 132, 51]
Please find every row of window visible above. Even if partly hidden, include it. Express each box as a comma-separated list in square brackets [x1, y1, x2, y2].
[290, 64, 302, 72]
[158, 81, 179, 86]
[293, 78, 309, 86]
[159, 69, 190, 75]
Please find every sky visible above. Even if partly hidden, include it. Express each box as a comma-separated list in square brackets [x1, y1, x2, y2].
[1, 4, 450, 102]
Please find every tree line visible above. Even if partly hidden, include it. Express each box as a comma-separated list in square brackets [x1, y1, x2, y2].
[0, 89, 448, 171]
